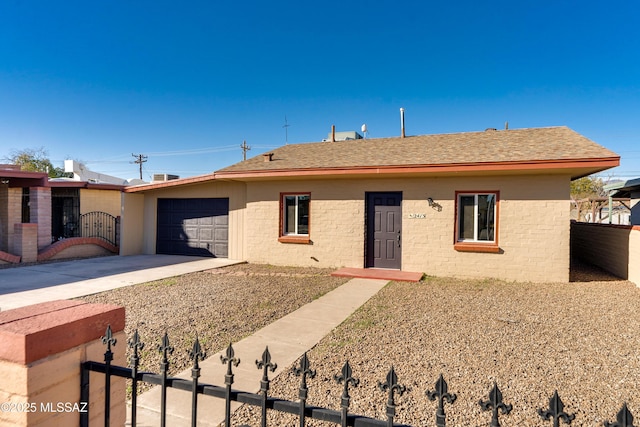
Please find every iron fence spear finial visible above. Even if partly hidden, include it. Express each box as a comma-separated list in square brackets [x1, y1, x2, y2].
[102, 325, 116, 363]
[538, 390, 575, 427]
[379, 366, 407, 427]
[189, 334, 206, 371]
[189, 335, 206, 427]
[479, 382, 512, 427]
[427, 374, 457, 427]
[157, 332, 174, 427]
[101, 325, 117, 426]
[128, 329, 145, 427]
[220, 343, 240, 427]
[293, 352, 316, 427]
[605, 403, 636, 427]
[335, 361, 359, 427]
[256, 346, 277, 427]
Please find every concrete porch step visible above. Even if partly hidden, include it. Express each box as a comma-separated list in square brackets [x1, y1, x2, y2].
[331, 267, 423, 282]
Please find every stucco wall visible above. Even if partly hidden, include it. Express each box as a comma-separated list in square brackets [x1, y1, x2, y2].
[125, 180, 247, 260]
[79, 188, 121, 216]
[119, 192, 144, 255]
[244, 174, 571, 283]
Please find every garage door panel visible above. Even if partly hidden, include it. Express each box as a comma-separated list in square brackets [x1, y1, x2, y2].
[184, 227, 201, 240]
[214, 246, 228, 257]
[198, 216, 214, 226]
[199, 228, 213, 240]
[156, 198, 229, 257]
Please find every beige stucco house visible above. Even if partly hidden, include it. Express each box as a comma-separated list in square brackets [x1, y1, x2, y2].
[121, 126, 619, 282]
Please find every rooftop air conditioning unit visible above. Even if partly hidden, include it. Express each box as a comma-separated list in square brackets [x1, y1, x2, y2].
[152, 174, 180, 182]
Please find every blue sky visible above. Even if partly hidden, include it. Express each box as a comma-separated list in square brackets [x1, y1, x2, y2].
[1, 0, 638, 181]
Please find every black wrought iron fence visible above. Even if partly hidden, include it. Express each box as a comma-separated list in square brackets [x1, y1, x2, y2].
[81, 326, 636, 427]
[79, 211, 119, 246]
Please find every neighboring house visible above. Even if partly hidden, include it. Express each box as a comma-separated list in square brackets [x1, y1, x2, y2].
[604, 177, 640, 226]
[120, 126, 619, 282]
[0, 163, 126, 264]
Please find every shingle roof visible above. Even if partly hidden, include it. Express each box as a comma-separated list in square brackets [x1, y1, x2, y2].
[125, 126, 620, 193]
[218, 126, 618, 174]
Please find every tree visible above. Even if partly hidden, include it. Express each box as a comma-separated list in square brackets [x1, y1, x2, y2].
[570, 175, 605, 201]
[4, 147, 69, 178]
[570, 175, 607, 222]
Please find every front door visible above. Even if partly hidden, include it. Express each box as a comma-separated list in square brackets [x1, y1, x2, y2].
[366, 192, 402, 269]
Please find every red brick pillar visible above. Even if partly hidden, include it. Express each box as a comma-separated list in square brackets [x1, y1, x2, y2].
[30, 186, 52, 249]
[12, 223, 38, 263]
[0, 300, 126, 426]
[0, 187, 22, 254]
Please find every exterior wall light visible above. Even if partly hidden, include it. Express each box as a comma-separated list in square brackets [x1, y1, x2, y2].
[427, 197, 442, 212]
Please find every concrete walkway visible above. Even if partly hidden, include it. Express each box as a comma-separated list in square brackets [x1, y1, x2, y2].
[130, 277, 389, 427]
[0, 255, 243, 311]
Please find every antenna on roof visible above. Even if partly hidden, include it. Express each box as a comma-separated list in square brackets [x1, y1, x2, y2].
[361, 124, 368, 139]
[283, 115, 290, 145]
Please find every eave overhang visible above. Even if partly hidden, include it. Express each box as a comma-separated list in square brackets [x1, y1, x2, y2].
[214, 157, 620, 181]
[124, 156, 619, 193]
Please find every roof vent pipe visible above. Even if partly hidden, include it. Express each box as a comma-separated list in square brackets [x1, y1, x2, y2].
[400, 108, 406, 138]
[263, 153, 274, 162]
[505, 121, 509, 130]
[331, 125, 336, 142]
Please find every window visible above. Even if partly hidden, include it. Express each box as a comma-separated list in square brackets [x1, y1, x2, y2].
[279, 193, 310, 243]
[454, 191, 499, 252]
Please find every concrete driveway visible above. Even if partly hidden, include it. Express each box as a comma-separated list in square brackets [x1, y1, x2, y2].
[0, 255, 243, 311]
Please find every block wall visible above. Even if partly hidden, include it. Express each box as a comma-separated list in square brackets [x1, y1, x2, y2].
[0, 300, 126, 427]
[572, 222, 639, 286]
[630, 227, 640, 286]
[244, 174, 571, 283]
[571, 222, 630, 280]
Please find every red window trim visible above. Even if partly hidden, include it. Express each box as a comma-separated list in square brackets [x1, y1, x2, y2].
[279, 192, 311, 244]
[453, 190, 500, 253]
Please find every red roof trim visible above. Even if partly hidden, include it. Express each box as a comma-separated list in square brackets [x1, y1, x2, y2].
[124, 157, 619, 192]
[214, 157, 620, 179]
[124, 173, 217, 192]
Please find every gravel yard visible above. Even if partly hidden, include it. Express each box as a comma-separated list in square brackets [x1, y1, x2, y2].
[232, 270, 640, 427]
[78, 263, 349, 377]
[80, 262, 640, 426]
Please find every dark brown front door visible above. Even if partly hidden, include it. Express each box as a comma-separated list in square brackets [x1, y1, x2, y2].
[366, 192, 402, 269]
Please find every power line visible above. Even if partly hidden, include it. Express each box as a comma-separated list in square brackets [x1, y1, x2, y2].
[146, 145, 238, 157]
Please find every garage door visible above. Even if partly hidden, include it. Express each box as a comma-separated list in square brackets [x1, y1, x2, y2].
[156, 198, 229, 257]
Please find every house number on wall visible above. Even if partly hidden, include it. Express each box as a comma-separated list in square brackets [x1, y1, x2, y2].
[408, 213, 426, 219]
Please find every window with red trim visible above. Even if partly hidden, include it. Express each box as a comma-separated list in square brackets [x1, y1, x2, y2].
[279, 193, 310, 243]
[454, 191, 500, 252]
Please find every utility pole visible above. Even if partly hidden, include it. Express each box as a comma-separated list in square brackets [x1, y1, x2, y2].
[131, 153, 147, 180]
[240, 140, 251, 161]
[283, 115, 290, 145]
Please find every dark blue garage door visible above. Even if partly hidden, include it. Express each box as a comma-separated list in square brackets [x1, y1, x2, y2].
[156, 198, 229, 257]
